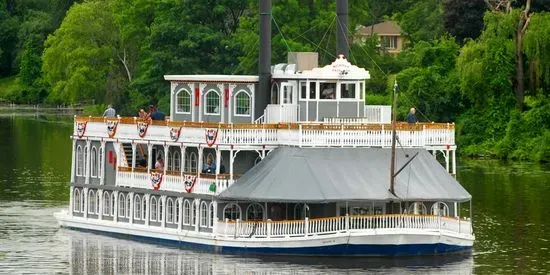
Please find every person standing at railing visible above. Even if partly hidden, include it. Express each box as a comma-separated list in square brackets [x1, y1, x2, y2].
[407, 108, 417, 124]
[103, 104, 116, 118]
[154, 156, 164, 171]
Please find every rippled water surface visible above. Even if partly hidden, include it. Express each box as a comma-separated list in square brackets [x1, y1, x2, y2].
[0, 115, 549, 274]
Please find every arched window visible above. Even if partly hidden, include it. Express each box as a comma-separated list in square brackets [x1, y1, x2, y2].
[431, 202, 449, 216]
[246, 203, 264, 221]
[134, 194, 142, 220]
[205, 90, 220, 115]
[76, 146, 83, 176]
[189, 152, 197, 173]
[209, 202, 215, 228]
[166, 198, 174, 223]
[183, 200, 191, 225]
[118, 193, 126, 218]
[271, 82, 279, 104]
[158, 198, 164, 222]
[98, 147, 103, 179]
[110, 193, 115, 216]
[142, 196, 147, 220]
[96, 192, 101, 214]
[175, 199, 181, 224]
[103, 191, 110, 216]
[125, 195, 131, 218]
[293, 204, 310, 220]
[167, 151, 173, 171]
[191, 200, 198, 226]
[234, 91, 251, 115]
[408, 202, 427, 215]
[176, 89, 192, 114]
[173, 151, 181, 171]
[150, 196, 157, 221]
[88, 190, 96, 214]
[200, 201, 208, 227]
[223, 203, 241, 221]
[73, 189, 80, 212]
[91, 147, 98, 177]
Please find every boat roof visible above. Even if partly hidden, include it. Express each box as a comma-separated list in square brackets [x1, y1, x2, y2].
[163, 75, 258, 83]
[218, 147, 471, 203]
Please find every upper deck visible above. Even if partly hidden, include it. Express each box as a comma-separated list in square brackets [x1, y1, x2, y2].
[74, 116, 455, 150]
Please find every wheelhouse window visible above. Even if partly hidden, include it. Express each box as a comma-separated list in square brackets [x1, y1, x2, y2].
[223, 203, 241, 221]
[300, 81, 307, 99]
[309, 82, 317, 99]
[340, 83, 356, 99]
[176, 89, 191, 114]
[205, 90, 220, 115]
[234, 91, 251, 116]
[320, 83, 336, 99]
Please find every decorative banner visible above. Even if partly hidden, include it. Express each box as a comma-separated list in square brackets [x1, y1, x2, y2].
[169, 127, 182, 142]
[137, 121, 149, 138]
[76, 121, 87, 138]
[184, 175, 198, 193]
[205, 129, 218, 147]
[151, 171, 163, 190]
[106, 120, 119, 138]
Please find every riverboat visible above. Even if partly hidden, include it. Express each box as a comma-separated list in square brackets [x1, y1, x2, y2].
[54, 0, 474, 256]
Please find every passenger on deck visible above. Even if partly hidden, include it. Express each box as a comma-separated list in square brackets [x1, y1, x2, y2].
[138, 109, 148, 119]
[202, 156, 216, 174]
[154, 156, 164, 170]
[149, 105, 165, 120]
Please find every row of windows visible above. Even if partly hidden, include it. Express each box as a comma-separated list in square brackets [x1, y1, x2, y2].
[175, 90, 251, 116]
[76, 145, 103, 178]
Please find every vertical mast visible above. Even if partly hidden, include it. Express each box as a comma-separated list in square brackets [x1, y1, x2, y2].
[257, 0, 272, 119]
[390, 81, 398, 195]
[336, 0, 349, 58]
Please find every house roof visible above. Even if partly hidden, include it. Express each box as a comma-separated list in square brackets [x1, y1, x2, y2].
[218, 147, 471, 203]
[357, 21, 402, 36]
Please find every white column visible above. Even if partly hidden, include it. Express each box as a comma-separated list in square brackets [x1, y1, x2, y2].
[445, 149, 450, 173]
[215, 148, 221, 174]
[131, 143, 136, 171]
[83, 187, 89, 219]
[194, 199, 200, 232]
[161, 196, 166, 228]
[198, 146, 203, 176]
[145, 194, 150, 226]
[129, 192, 134, 224]
[147, 143, 153, 173]
[100, 141, 106, 185]
[113, 190, 118, 222]
[69, 186, 74, 216]
[229, 149, 234, 181]
[164, 145, 169, 174]
[85, 140, 91, 184]
[98, 190, 103, 220]
[70, 139, 76, 183]
[178, 198, 183, 230]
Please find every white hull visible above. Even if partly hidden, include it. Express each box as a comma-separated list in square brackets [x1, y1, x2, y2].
[55, 211, 474, 256]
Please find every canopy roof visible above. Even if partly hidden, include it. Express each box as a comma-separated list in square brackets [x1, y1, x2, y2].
[218, 147, 471, 203]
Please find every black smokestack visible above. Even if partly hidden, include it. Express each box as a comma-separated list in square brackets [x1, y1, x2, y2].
[336, 0, 349, 58]
[257, 0, 271, 119]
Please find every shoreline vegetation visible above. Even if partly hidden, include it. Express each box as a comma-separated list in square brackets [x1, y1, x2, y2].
[1, 0, 549, 163]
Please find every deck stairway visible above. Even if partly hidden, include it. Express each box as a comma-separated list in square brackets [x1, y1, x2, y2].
[121, 143, 146, 168]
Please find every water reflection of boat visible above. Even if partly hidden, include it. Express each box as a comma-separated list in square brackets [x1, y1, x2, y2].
[55, 0, 474, 256]
[67, 229, 474, 274]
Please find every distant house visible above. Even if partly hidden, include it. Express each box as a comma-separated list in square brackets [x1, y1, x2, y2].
[356, 21, 405, 54]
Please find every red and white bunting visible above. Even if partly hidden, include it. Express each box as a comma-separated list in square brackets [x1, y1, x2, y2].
[184, 175, 197, 193]
[170, 127, 182, 142]
[137, 121, 149, 138]
[76, 121, 87, 138]
[106, 120, 119, 138]
[205, 129, 218, 147]
[150, 171, 163, 190]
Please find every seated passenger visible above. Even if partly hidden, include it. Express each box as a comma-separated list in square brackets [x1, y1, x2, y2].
[151, 110, 165, 120]
[321, 87, 335, 99]
[154, 156, 164, 170]
[202, 156, 216, 174]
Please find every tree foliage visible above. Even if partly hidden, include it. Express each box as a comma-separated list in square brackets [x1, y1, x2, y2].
[443, 0, 486, 43]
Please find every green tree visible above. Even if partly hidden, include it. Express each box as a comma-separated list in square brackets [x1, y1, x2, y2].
[394, 0, 444, 43]
[443, 0, 486, 43]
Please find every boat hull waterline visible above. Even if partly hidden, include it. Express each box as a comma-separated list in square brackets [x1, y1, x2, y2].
[55, 212, 473, 256]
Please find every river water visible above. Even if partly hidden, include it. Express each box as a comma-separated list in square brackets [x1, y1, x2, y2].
[0, 114, 548, 274]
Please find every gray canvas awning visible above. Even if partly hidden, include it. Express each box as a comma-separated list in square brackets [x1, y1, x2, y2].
[218, 147, 471, 203]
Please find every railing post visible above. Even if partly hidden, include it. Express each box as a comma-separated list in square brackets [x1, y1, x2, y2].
[267, 219, 272, 238]
[304, 217, 309, 236]
[299, 124, 303, 147]
[340, 124, 344, 147]
[345, 214, 349, 232]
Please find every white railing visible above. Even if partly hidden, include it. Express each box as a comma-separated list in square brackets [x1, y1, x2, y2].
[77, 119, 455, 148]
[115, 170, 233, 195]
[215, 214, 472, 239]
[324, 117, 370, 124]
[265, 104, 298, 123]
[365, 105, 392, 123]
